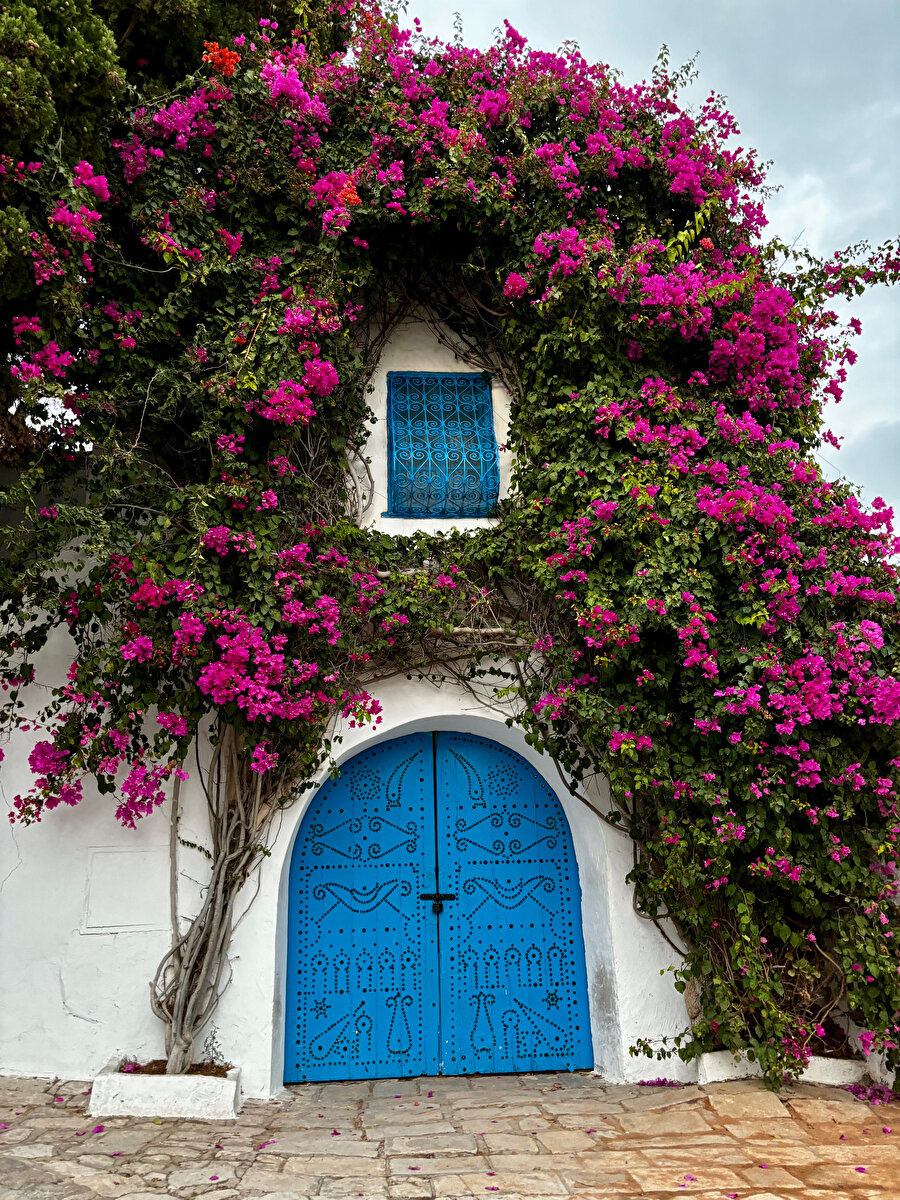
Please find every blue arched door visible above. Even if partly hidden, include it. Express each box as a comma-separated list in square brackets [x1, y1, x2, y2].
[284, 732, 592, 1082]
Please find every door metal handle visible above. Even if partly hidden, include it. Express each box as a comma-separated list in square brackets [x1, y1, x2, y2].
[419, 892, 456, 913]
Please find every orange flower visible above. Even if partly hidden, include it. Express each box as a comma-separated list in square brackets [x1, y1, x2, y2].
[202, 42, 241, 77]
[338, 180, 361, 207]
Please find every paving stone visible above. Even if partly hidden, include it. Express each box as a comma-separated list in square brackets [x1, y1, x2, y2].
[616, 1109, 713, 1135]
[318, 1179, 391, 1196]
[0, 1127, 32, 1144]
[788, 1098, 877, 1124]
[363, 1101, 444, 1116]
[811, 1143, 900, 1164]
[707, 1088, 790, 1120]
[0, 1142, 55, 1158]
[282, 1155, 386, 1177]
[0, 1079, 52, 1105]
[373, 1082, 419, 1098]
[480, 1134, 539, 1154]
[118, 1194, 184, 1200]
[485, 1152, 584, 1173]
[42, 1161, 133, 1197]
[449, 1104, 541, 1118]
[456, 1118, 524, 1133]
[738, 1164, 808, 1188]
[735, 1140, 825, 1166]
[801, 1163, 897, 1187]
[569, 1150, 652, 1169]
[266, 1132, 379, 1155]
[539, 1100, 610, 1115]
[317, 1083, 371, 1101]
[271, 1113, 359, 1129]
[388, 1156, 493, 1176]
[619, 1085, 703, 1111]
[89, 1131, 161, 1155]
[628, 1164, 748, 1190]
[457, 1172, 568, 1195]
[722, 1120, 813, 1141]
[387, 1133, 478, 1155]
[168, 1162, 237, 1189]
[640, 1146, 753, 1166]
[534, 1130, 594, 1153]
[240, 1193, 316, 1200]
[430, 1176, 474, 1197]
[365, 1122, 456, 1138]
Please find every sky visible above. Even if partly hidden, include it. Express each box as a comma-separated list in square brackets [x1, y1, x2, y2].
[404, 0, 900, 514]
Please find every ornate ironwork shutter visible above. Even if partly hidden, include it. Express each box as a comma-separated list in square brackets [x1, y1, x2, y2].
[434, 732, 593, 1075]
[386, 371, 500, 517]
[285, 734, 440, 1081]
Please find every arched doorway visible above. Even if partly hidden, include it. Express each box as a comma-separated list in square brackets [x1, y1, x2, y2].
[284, 731, 592, 1082]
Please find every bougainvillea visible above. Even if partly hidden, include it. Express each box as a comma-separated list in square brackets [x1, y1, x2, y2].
[2, 1, 899, 1082]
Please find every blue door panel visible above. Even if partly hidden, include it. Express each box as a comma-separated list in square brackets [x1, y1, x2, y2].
[435, 733, 593, 1075]
[285, 733, 440, 1081]
[285, 731, 592, 1081]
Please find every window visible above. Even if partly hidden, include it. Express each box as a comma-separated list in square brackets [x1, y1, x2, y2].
[386, 371, 500, 518]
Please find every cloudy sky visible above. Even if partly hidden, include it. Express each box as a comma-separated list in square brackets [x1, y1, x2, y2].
[405, 0, 900, 514]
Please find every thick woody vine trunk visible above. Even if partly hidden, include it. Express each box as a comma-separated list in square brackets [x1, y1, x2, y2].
[150, 723, 286, 1074]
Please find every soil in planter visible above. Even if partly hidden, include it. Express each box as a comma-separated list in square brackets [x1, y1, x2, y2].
[812, 1017, 863, 1060]
[710, 1015, 862, 1061]
[120, 1060, 232, 1078]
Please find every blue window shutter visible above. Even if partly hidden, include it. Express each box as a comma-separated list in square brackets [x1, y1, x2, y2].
[386, 371, 500, 518]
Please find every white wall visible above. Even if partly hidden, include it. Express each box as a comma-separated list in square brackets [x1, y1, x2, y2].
[1, 655, 692, 1093]
[0, 322, 693, 1094]
[0, 627, 173, 1078]
[355, 320, 512, 536]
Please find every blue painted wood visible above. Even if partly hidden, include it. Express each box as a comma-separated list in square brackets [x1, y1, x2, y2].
[386, 371, 500, 518]
[435, 733, 593, 1074]
[285, 732, 592, 1081]
[284, 733, 440, 1081]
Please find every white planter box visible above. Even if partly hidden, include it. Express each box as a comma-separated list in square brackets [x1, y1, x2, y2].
[698, 1049, 867, 1087]
[800, 1055, 868, 1086]
[698, 1050, 763, 1084]
[89, 1057, 241, 1120]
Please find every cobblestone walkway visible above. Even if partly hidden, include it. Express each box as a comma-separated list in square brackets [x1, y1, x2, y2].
[1, 1071, 898, 1200]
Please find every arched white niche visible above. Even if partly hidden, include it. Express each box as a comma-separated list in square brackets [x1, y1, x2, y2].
[208, 673, 693, 1098]
[353, 320, 512, 536]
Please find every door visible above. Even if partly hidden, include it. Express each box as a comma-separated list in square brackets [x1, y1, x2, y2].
[284, 732, 592, 1082]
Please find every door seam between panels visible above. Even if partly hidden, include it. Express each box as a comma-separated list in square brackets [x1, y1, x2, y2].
[432, 730, 443, 1074]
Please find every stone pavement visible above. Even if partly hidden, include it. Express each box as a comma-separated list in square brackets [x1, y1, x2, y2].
[1, 1071, 898, 1200]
